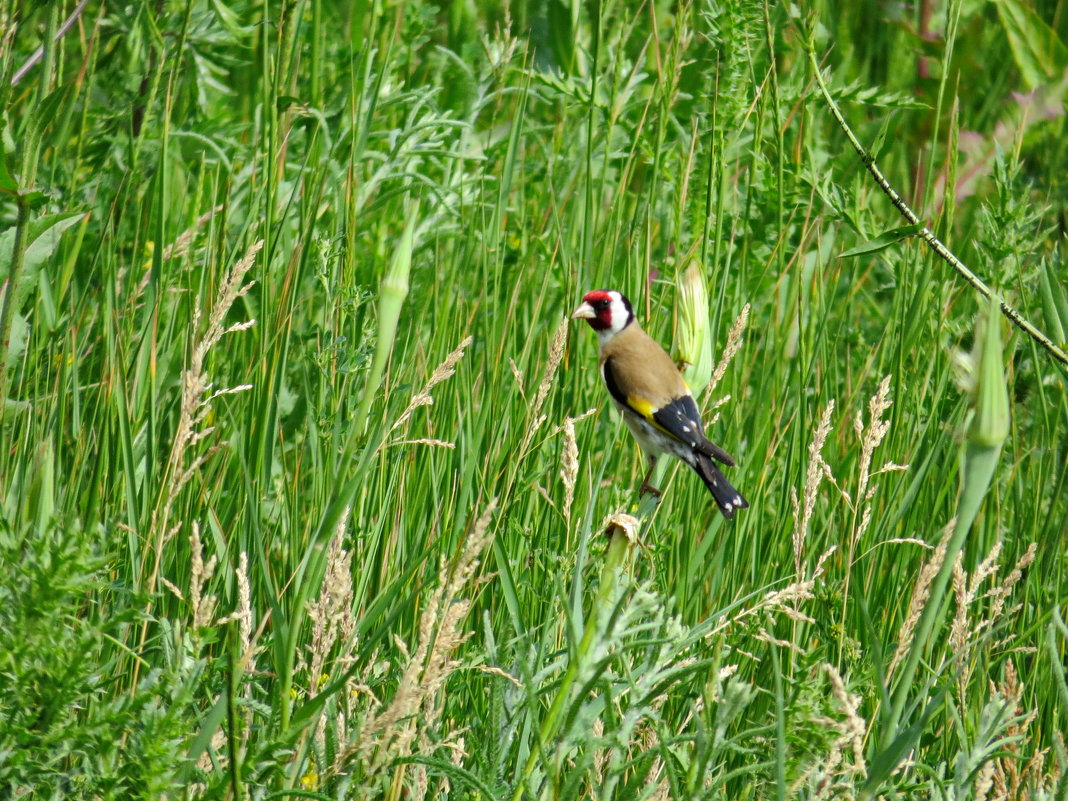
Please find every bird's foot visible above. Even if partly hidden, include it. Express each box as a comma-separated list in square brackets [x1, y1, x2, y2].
[639, 479, 662, 498]
[639, 462, 661, 498]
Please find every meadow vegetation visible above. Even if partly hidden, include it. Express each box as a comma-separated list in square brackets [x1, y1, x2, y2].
[1, 0, 1067, 798]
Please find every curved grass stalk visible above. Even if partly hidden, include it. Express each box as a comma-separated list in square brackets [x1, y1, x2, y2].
[807, 49, 1068, 368]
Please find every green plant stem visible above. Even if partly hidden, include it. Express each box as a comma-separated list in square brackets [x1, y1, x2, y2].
[510, 528, 631, 801]
[0, 198, 29, 428]
[355, 206, 416, 439]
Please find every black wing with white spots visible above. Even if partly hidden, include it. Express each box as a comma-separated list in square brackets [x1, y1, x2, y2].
[653, 396, 735, 466]
[651, 395, 703, 446]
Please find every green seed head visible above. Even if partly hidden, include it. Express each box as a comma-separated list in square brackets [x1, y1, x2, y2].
[968, 296, 1009, 449]
[675, 260, 713, 390]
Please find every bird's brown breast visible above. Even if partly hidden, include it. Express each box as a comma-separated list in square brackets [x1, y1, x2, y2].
[599, 323, 689, 408]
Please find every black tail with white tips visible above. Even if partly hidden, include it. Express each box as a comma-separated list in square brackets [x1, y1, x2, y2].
[693, 452, 748, 519]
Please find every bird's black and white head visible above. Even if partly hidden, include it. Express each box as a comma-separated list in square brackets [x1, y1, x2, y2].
[572, 290, 635, 341]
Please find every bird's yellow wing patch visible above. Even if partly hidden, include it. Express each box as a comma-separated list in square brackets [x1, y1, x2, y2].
[625, 395, 657, 422]
[625, 394, 692, 439]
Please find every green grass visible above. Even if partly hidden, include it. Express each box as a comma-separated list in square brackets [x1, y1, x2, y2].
[2, 0, 1067, 798]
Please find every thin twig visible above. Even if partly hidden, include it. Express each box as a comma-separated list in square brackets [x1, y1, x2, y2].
[11, 0, 92, 86]
[808, 50, 1068, 367]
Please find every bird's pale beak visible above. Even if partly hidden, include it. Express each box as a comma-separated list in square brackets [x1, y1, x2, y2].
[571, 301, 596, 320]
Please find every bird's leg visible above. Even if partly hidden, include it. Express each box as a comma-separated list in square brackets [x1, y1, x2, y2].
[639, 457, 661, 498]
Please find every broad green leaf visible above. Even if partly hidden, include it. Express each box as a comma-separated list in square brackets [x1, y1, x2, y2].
[994, 0, 1068, 89]
[1039, 258, 1068, 347]
[0, 211, 86, 313]
[0, 155, 16, 194]
[4, 312, 28, 369]
[839, 223, 924, 258]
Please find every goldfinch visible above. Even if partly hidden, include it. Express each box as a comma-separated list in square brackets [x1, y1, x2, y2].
[573, 289, 748, 519]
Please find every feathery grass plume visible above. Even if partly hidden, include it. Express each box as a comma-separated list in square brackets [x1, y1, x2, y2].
[306, 506, 355, 696]
[389, 438, 455, 449]
[987, 542, 1035, 622]
[887, 522, 954, 681]
[825, 665, 867, 775]
[644, 738, 671, 801]
[160, 206, 224, 261]
[159, 576, 183, 601]
[988, 659, 1047, 800]
[189, 522, 218, 630]
[840, 375, 906, 646]
[705, 579, 818, 641]
[553, 409, 595, 528]
[791, 400, 836, 580]
[208, 551, 259, 777]
[949, 553, 974, 704]
[341, 500, 497, 783]
[146, 239, 262, 595]
[533, 319, 569, 419]
[798, 664, 867, 799]
[590, 717, 607, 787]
[355, 205, 416, 439]
[128, 205, 225, 302]
[560, 416, 579, 527]
[705, 303, 749, 399]
[222, 552, 256, 674]
[389, 335, 474, 437]
[948, 540, 1037, 704]
[950, 542, 1002, 645]
[848, 375, 904, 535]
[509, 358, 527, 402]
[518, 318, 568, 456]
[973, 761, 995, 801]
[674, 260, 714, 391]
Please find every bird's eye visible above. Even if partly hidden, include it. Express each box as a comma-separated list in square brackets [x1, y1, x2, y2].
[595, 300, 608, 310]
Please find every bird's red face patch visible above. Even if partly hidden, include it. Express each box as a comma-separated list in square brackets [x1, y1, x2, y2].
[581, 290, 616, 331]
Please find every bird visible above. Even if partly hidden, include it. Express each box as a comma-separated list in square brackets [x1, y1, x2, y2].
[572, 289, 748, 519]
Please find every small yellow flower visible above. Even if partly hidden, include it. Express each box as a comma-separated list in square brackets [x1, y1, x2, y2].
[141, 241, 155, 272]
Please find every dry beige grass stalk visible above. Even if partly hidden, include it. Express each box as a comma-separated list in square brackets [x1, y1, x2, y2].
[705, 578, 817, 641]
[792, 400, 836, 580]
[707, 304, 750, 398]
[887, 521, 954, 681]
[190, 521, 218, 629]
[949, 540, 1037, 705]
[144, 239, 262, 600]
[306, 506, 356, 695]
[336, 499, 498, 787]
[389, 335, 474, 438]
[519, 319, 568, 456]
[560, 416, 579, 526]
